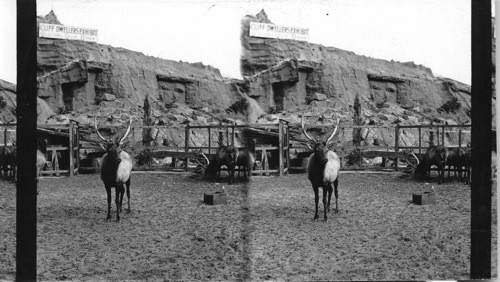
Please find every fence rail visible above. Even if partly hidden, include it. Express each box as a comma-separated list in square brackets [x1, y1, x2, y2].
[0, 121, 473, 176]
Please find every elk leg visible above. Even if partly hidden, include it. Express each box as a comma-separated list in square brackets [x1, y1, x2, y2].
[322, 187, 328, 222]
[228, 165, 234, 184]
[326, 184, 332, 213]
[115, 187, 121, 222]
[333, 177, 339, 213]
[126, 179, 131, 213]
[313, 186, 319, 221]
[119, 185, 125, 213]
[438, 167, 443, 184]
[105, 185, 112, 220]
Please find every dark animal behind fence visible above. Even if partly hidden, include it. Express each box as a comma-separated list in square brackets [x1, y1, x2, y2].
[446, 147, 467, 181]
[0, 146, 16, 182]
[464, 147, 471, 184]
[236, 149, 255, 180]
[205, 145, 239, 184]
[415, 145, 449, 184]
[37, 139, 48, 179]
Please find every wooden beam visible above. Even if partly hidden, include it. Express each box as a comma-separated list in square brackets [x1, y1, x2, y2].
[69, 122, 74, 177]
[470, 0, 492, 278]
[16, 0, 37, 279]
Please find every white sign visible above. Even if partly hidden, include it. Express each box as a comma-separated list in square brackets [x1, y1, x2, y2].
[39, 23, 98, 42]
[249, 22, 309, 41]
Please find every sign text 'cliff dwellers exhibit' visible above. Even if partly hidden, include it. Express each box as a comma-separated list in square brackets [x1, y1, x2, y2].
[249, 22, 309, 41]
[0, 4, 496, 281]
[39, 23, 98, 42]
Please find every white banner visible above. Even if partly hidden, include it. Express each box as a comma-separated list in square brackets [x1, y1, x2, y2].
[39, 23, 98, 42]
[249, 22, 309, 41]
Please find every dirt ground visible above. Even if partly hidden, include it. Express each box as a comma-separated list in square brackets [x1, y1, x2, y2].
[0, 171, 497, 281]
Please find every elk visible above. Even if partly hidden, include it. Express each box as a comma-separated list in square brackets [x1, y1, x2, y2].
[36, 148, 47, 194]
[204, 145, 239, 184]
[36, 139, 48, 180]
[236, 149, 255, 180]
[446, 147, 467, 181]
[414, 145, 449, 184]
[95, 114, 133, 222]
[302, 113, 341, 222]
[0, 145, 16, 182]
[464, 147, 471, 184]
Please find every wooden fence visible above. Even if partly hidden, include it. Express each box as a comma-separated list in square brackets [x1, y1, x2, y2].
[0, 121, 473, 177]
[183, 119, 290, 176]
[0, 122, 81, 177]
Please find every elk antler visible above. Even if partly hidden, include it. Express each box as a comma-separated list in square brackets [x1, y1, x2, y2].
[325, 114, 340, 144]
[119, 114, 133, 145]
[94, 114, 109, 142]
[409, 151, 420, 166]
[194, 151, 210, 168]
[301, 114, 316, 142]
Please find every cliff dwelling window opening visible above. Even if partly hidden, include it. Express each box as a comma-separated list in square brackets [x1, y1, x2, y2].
[368, 79, 401, 105]
[156, 75, 193, 107]
[272, 81, 295, 112]
[61, 82, 85, 113]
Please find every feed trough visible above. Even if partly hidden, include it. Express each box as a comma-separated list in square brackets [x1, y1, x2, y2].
[204, 191, 227, 205]
[412, 191, 436, 205]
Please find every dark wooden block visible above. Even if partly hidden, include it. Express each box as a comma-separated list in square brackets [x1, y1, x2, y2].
[204, 192, 227, 205]
[412, 191, 436, 205]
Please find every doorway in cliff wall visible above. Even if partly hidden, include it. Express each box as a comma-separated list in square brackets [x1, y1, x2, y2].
[61, 82, 86, 113]
[272, 81, 295, 111]
[61, 83, 74, 113]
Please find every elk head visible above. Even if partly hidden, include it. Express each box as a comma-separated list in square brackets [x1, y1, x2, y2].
[301, 112, 340, 156]
[94, 113, 133, 158]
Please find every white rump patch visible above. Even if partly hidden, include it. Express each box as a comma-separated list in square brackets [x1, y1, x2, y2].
[116, 151, 133, 183]
[323, 151, 340, 183]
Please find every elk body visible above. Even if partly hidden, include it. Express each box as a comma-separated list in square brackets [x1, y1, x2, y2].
[464, 147, 471, 184]
[415, 145, 449, 184]
[236, 149, 255, 180]
[0, 146, 16, 182]
[36, 139, 48, 181]
[302, 114, 341, 222]
[205, 145, 239, 184]
[95, 114, 133, 222]
[36, 148, 47, 194]
[446, 147, 467, 181]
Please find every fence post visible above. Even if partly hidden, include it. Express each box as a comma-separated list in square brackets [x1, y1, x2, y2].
[278, 121, 283, 176]
[231, 122, 236, 146]
[441, 125, 445, 146]
[459, 128, 462, 149]
[185, 124, 190, 171]
[395, 124, 400, 171]
[208, 127, 211, 154]
[340, 127, 345, 168]
[436, 126, 440, 145]
[418, 126, 422, 154]
[218, 122, 223, 147]
[75, 123, 80, 174]
[69, 122, 74, 177]
[285, 122, 290, 175]
[3, 126, 7, 147]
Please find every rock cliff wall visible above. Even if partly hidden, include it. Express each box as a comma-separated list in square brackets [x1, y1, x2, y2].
[0, 10, 485, 151]
[240, 10, 472, 131]
[35, 11, 243, 130]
